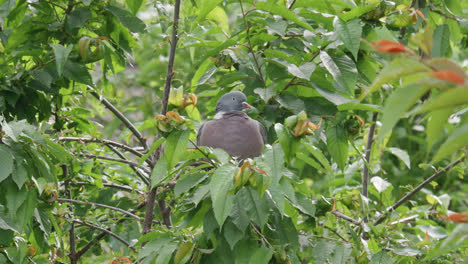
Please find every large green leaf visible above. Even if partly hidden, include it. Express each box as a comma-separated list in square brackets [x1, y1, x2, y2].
[313, 240, 336, 264]
[334, 18, 362, 60]
[338, 2, 379, 21]
[256, 2, 314, 31]
[151, 158, 168, 189]
[326, 123, 348, 171]
[210, 164, 236, 227]
[107, 5, 146, 33]
[433, 123, 468, 162]
[262, 144, 284, 185]
[378, 84, 430, 142]
[164, 130, 190, 171]
[360, 58, 431, 100]
[426, 108, 453, 149]
[432, 25, 451, 57]
[320, 51, 357, 96]
[387, 147, 410, 168]
[235, 187, 270, 229]
[287, 62, 316, 80]
[0, 145, 14, 183]
[418, 88, 468, 113]
[51, 44, 72, 77]
[126, 0, 143, 15]
[197, 0, 223, 21]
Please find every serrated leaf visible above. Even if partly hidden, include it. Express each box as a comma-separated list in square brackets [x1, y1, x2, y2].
[320, 51, 357, 96]
[256, 2, 314, 31]
[360, 58, 431, 100]
[262, 144, 284, 185]
[326, 123, 348, 171]
[151, 158, 168, 189]
[331, 243, 352, 264]
[378, 84, 430, 142]
[417, 225, 448, 239]
[6, 183, 27, 218]
[338, 2, 379, 21]
[13, 161, 28, 189]
[370, 251, 393, 264]
[197, 0, 223, 21]
[236, 187, 270, 229]
[433, 123, 468, 162]
[174, 242, 194, 264]
[66, 8, 91, 30]
[0, 145, 14, 183]
[51, 44, 72, 77]
[334, 17, 362, 60]
[223, 220, 244, 249]
[432, 24, 450, 57]
[107, 5, 146, 33]
[210, 164, 236, 227]
[63, 61, 93, 85]
[393, 247, 421, 256]
[164, 130, 190, 171]
[303, 144, 333, 174]
[387, 147, 411, 168]
[174, 173, 207, 197]
[313, 240, 336, 264]
[287, 62, 316, 80]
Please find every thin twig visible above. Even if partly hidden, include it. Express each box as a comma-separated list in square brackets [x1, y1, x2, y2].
[106, 144, 150, 186]
[362, 113, 378, 200]
[323, 225, 349, 243]
[189, 139, 218, 168]
[90, 91, 149, 151]
[80, 153, 151, 177]
[239, 0, 266, 86]
[73, 219, 136, 251]
[428, 2, 461, 22]
[64, 181, 145, 196]
[288, 0, 297, 9]
[76, 202, 148, 258]
[279, 49, 321, 95]
[331, 211, 361, 226]
[58, 137, 144, 158]
[63, 165, 78, 264]
[374, 156, 466, 225]
[57, 198, 142, 221]
[143, 0, 181, 234]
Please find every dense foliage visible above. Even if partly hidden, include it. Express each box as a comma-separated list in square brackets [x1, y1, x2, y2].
[0, 0, 467, 263]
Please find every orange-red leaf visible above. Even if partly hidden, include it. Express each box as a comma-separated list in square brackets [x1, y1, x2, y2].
[415, 9, 426, 20]
[445, 213, 468, 223]
[432, 71, 465, 85]
[371, 39, 407, 53]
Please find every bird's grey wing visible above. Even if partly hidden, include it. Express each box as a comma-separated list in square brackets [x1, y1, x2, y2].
[257, 121, 267, 144]
[197, 122, 206, 145]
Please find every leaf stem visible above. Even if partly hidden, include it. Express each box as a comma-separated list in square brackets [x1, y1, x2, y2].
[57, 198, 142, 221]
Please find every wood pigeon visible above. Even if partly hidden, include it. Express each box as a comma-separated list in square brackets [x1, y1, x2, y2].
[197, 91, 267, 159]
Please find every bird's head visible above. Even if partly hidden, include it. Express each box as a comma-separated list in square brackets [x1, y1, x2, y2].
[215, 91, 252, 113]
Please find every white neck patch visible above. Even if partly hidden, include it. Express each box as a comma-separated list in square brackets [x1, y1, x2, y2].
[214, 111, 225, 120]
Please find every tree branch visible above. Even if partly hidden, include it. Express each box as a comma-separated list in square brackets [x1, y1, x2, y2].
[57, 198, 142, 221]
[64, 181, 145, 196]
[374, 156, 466, 225]
[73, 219, 136, 251]
[331, 211, 361, 226]
[80, 153, 151, 179]
[279, 49, 321, 96]
[89, 90, 149, 151]
[239, 0, 266, 86]
[106, 144, 150, 186]
[58, 137, 145, 158]
[362, 113, 378, 200]
[143, 0, 181, 234]
[63, 165, 78, 264]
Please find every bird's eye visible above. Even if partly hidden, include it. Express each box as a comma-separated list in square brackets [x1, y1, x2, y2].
[232, 98, 235, 101]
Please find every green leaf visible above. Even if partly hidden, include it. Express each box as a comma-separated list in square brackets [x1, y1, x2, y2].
[0, 145, 14, 183]
[164, 130, 190, 171]
[174, 173, 207, 197]
[287, 62, 316, 80]
[338, 2, 379, 21]
[230, 197, 250, 232]
[274, 123, 300, 163]
[433, 123, 468, 162]
[378, 84, 430, 142]
[331, 243, 352, 264]
[370, 251, 393, 264]
[387, 147, 411, 168]
[426, 108, 452, 149]
[6, 183, 27, 218]
[256, 2, 314, 32]
[197, 0, 223, 21]
[262, 144, 284, 185]
[320, 51, 357, 96]
[107, 5, 146, 33]
[417, 225, 448, 239]
[66, 8, 91, 30]
[303, 144, 333, 174]
[223, 220, 244, 249]
[334, 18, 362, 60]
[432, 25, 450, 57]
[326, 123, 348, 171]
[337, 102, 382, 112]
[139, 137, 165, 166]
[151, 158, 168, 189]
[361, 58, 431, 100]
[174, 242, 194, 264]
[313, 240, 336, 264]
[13, 161, 28, 189]
[63, 61, 93, 85]
[250, 246, 273, 264]
[126, 0, 143, 15]
[418, 88, 468, 113]
[393, 247, 421, 256]
[51, 44, 73, 77]
[210, 164, 236, 227]
[235, 187, 270, 229]
[424, 224, 468, 260]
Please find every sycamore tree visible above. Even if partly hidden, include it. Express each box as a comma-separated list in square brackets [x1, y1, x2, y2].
[0, 0, 467, 263]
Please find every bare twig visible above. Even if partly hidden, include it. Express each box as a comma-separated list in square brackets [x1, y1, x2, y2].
[362, 113, 378, 200]
[106, 144, 150, 186]
[374, 156, 466, 225]
[331, 211, 361, 226]
[63, 165, 78, 264]
[189, 139, 218, 168]
[428, 2, 461, 22]
[288, 0, 297, 9]
[90, 91, 149, 151]
[73, 219, 136, 251]
[279, 49, 321, 95]
[80, 153, 151, 177]
[58, 137, 144, 158]
[239, 0, 266, 86]
[64, 181, 145, 196]
[76, 202, 148, 258]
[143, 0, 181, 234]
[323, 225, 349, 243]
[57, 198, 142, 221]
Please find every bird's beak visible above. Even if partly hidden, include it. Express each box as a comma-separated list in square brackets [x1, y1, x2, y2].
[242, 102, 252, 109]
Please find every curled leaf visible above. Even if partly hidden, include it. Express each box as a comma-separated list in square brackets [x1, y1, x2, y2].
[431, 71, 465, 85]
[444, 213, 468, 223]
[371, 39, 407, 53]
